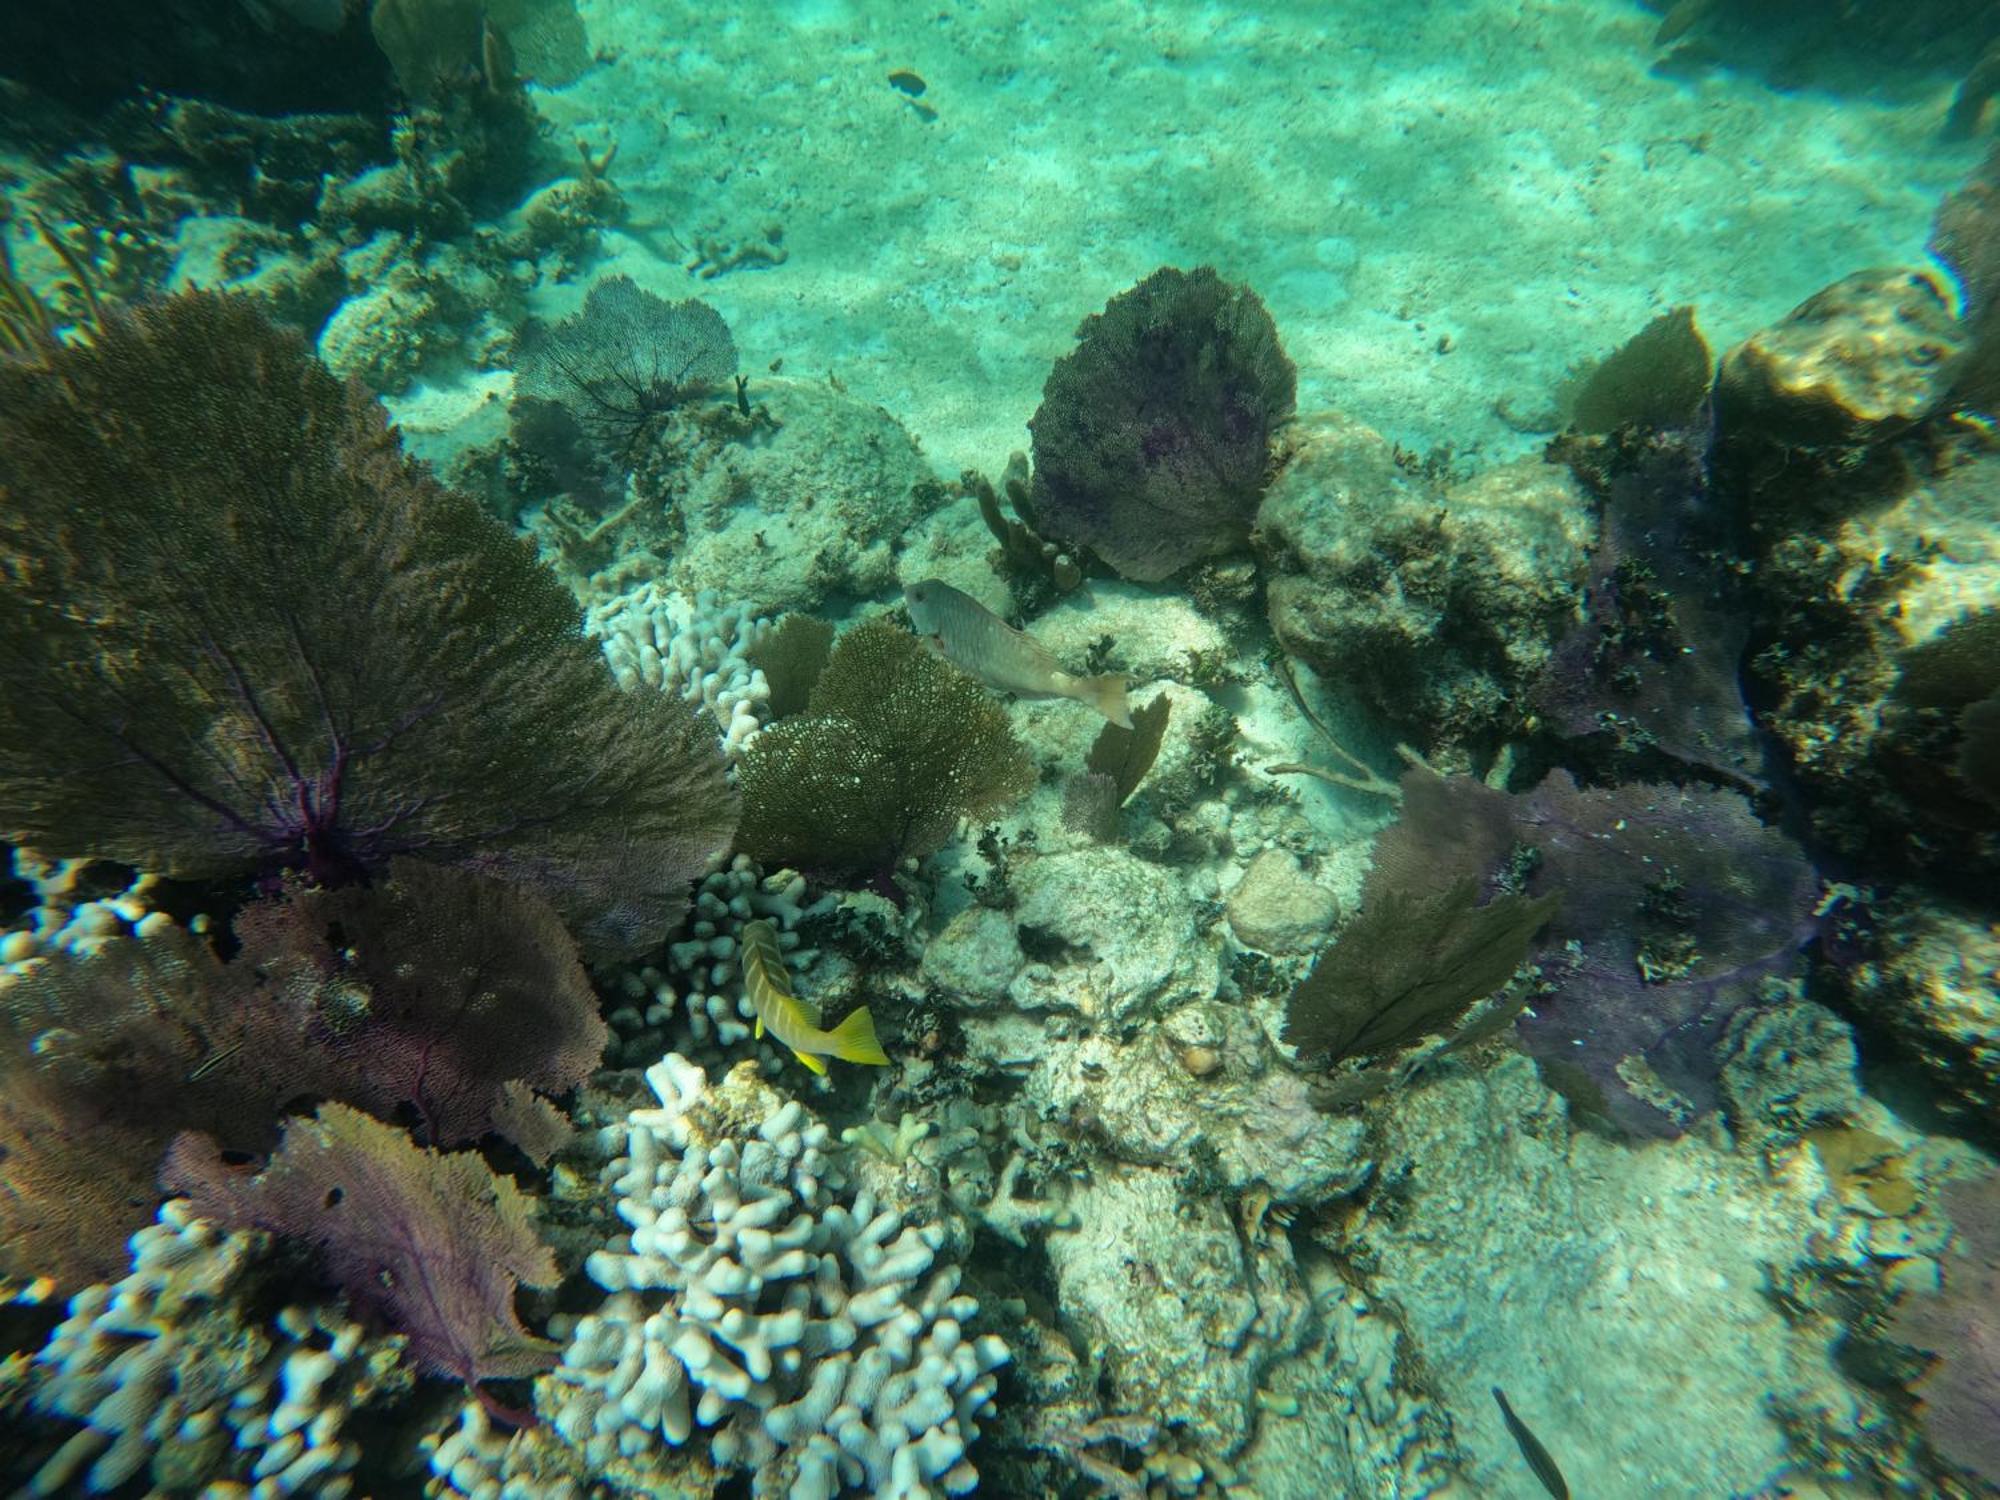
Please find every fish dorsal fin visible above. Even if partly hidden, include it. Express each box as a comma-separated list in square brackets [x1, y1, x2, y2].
[741, 919, 819, 1027]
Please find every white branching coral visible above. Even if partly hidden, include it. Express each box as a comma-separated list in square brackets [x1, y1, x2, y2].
[586, 583, 771, 756]
[550, 1055, 1008, 1499]
[0, 848, 195, 971]
[11, 1199, 408, 1497]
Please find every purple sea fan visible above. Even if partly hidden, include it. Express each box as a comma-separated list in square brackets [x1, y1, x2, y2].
[1026, 265, 1296, 582]
[0, 292, 736, 961]
[1377, 769, 1821, 1136]
[1890, 1171, 2000, 1485]
[166, 1103, 562, 1400]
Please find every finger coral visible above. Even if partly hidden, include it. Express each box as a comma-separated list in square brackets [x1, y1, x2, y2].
[734, 618, 1034, 873]
[0, 291, 736, 962]
[550, 1054, 1009, 1497]
[1026, 265, 1296, 583]
[12, 1199, 410, 1498]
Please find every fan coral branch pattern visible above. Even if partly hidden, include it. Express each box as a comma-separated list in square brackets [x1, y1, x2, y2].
[0, 291, 736, 961]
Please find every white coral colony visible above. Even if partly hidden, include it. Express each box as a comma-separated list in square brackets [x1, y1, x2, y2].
[551, 1055, 1009, 1498]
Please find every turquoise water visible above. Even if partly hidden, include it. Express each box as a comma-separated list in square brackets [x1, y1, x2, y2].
[1, 2, 1997, 1496]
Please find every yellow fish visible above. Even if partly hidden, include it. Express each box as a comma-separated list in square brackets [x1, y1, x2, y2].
[740, 919, 888, 1074]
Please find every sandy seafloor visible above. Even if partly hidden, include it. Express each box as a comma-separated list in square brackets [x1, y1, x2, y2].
[399, 0, 1980, 476]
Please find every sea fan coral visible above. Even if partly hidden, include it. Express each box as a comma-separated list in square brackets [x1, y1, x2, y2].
[0, 291, 736, 961]
[734, 618, 1034, 872]
[513, 274, 737, 471]
[165, 1103, 561, 1392]
[1368, 769, 1820, 1136]
[0, 861, 605, 1292]
[1027, 265, 1295, 583]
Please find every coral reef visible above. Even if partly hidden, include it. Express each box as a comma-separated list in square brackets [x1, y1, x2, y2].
[1829, 899, 2000, 1129]
[549, 1055, 1009, 1497]
[0, 293, 737, 962]
[1714, 267, 1966, 528]
[1710, 263, 2000, 890]
[1537, 424, 1764, 788]
[1026, 265, 1297, 583]
[1257, 412, 1595, 762]
[6, 1199, 409, 1497]
[531, 378, 941, 616]
[588, 584, 774, 757]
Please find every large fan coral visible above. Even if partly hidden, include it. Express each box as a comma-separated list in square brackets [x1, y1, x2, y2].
[0, 291, 736, 961]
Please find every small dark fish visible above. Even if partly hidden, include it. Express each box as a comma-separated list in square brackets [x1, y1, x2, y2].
[186, 1039, 246, 1084]
[1492, 1386, 1570, 1500]
[887, 69, 927, 98]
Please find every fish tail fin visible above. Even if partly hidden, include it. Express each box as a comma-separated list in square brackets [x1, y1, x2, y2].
[1078, 674, 1132, 729]
[826, 1006, 890, 1067]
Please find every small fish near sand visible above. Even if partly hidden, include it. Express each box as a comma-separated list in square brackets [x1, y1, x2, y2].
[740, 919, 888, 1075]
[1492, 1386, 1571, 1500]
[904, 578, 1131, 728]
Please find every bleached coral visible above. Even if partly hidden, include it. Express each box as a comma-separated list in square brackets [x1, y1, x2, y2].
[13, 1199, 408, 1497]
[550, 1055, 1008, 1499]
[605, 855, 832, 1063]
[424, 1402, 590, 1500]
[587, 583, 771, 757]
[0, 847, 194, 971]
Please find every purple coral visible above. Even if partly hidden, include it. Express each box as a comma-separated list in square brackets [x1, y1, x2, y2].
[1891, 1172, 2000, 1484]
[166, 1104, 561, 1400]
[1026, 266, 1296, 582]
[1375, 769, 1821, 1136]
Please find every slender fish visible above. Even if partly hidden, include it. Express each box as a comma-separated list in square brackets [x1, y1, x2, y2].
[904, 578, 1132, 728]
[740, 919, 888, 1075]
[1492, 1386, 1571, 1500]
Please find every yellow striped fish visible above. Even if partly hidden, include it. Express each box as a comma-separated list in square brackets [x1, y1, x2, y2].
[740, 919, 888, 1074]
